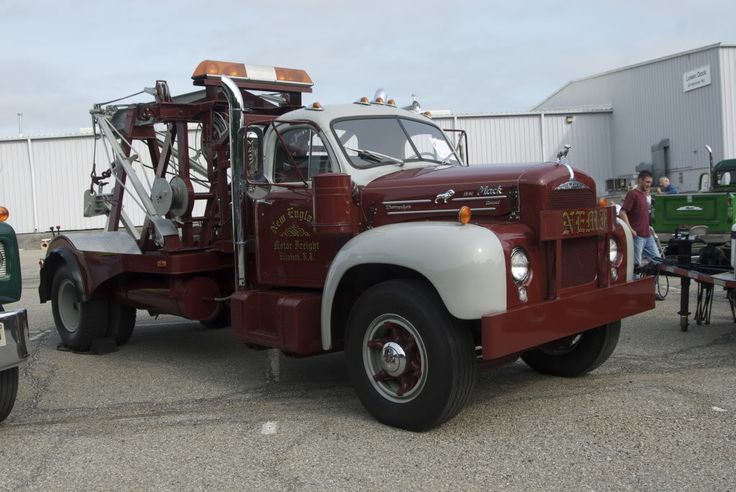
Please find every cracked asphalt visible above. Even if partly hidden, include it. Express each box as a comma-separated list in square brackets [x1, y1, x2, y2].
[1, 249, 735, 491]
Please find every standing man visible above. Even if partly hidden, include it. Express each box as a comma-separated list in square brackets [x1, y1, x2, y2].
[657, 176, 678, 194]
[619, 170, 663, 271]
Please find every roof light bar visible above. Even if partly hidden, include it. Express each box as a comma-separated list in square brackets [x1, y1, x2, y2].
[192, 60, 313, 87]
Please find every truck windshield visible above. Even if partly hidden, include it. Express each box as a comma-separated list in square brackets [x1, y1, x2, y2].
[332, 117, 462, 169]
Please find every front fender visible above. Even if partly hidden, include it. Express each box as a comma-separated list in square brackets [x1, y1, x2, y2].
[321, 222, 507, 350]
[616, 217, 635, 281]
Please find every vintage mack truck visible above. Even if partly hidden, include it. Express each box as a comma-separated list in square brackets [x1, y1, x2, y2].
[653, 147, 736, 244]
[1, 207, 29, 423]
[38, 60, 654, 430]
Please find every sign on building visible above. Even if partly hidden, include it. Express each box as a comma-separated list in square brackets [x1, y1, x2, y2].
[683, 65, 711, 92]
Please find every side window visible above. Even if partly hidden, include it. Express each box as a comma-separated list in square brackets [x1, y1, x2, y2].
[273, 127, 333, 183]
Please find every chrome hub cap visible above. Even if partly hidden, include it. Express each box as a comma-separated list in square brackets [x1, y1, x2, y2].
[362, 314, 428, 403]
[380, 342, 407, 377]
[58, 279, 81, 333]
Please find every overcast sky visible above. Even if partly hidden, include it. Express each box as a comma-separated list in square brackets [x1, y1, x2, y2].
[1, 0, 734, 137]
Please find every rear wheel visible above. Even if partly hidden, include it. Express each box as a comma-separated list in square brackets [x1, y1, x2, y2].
[521, 321, 621, 377]
[346, 279, 476, 431]
[51, 264, 107, 352]
[0, 367, 19, 423]
[107, 300, 136, 345]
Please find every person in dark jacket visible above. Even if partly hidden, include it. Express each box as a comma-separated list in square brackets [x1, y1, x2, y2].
[657, 176, 678, 194]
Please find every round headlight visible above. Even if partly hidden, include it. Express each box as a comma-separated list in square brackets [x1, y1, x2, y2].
[609, 238, 619, 264]
[510, 248, 530, 284]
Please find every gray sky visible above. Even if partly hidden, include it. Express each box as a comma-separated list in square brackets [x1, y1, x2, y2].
[1, 0, 734, 137]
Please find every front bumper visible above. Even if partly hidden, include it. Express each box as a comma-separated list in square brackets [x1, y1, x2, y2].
[0, 309, 29, 371]
[481, 277, 654, 360]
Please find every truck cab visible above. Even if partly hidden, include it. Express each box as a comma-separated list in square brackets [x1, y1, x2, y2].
[653, 157, 736, 243]
[39, 60, 654, 430]
[0, 207, 30, 423]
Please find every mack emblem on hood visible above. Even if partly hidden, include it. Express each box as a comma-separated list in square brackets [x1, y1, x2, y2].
[477, 185, 504, 196]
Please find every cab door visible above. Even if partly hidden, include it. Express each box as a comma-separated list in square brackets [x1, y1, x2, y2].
[255, 125, 346, 287]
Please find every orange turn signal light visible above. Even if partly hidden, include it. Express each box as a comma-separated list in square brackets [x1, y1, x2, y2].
[0, 206, 8, 222]
[458, 206, 471, 225]
[598, 197, 608, 208]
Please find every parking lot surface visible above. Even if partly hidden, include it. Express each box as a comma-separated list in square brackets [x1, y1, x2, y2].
[1, 249, 735, 490]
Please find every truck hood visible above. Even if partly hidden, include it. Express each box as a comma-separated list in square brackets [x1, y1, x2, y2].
[360, 163, 543, 226]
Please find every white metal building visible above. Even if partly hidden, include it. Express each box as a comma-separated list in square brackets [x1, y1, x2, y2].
[0, 110, 613, 234]
[533, 42, 736, 191]
[434, 107, 613, 188]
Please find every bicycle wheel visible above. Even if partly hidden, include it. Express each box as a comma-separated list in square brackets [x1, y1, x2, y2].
[656, 272, 669, 299]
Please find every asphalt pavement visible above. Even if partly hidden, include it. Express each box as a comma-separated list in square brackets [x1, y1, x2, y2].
[1, 248, 735, 491]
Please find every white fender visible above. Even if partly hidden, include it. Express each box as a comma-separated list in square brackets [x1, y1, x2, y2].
[616, 218, 635, 281]
[321, 222, 507, 350]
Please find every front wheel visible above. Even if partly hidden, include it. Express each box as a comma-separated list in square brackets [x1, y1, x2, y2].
[521, 321, 621, 377]
[0, 367, 19, 423]
[346, 279, 476, 431]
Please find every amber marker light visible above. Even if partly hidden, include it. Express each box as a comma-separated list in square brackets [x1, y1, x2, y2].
[308, 102, 324, 111]
[356, 96, 370, 105]
[274, 67, 313, 85]
[0, 206, 8, 222]
[598, 197, 608, 208]
[192, 60, 247, 78]
[374, 97, 385, 105]
[386, 99, 397, 107]
[458, 206, 472, 224]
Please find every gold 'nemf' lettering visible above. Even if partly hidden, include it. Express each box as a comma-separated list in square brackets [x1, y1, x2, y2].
[561, 209, 607, 236]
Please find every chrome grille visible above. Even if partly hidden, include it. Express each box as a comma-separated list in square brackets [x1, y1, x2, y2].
[549, 189, 598, 288]
[0, 242, 6, 277]
[548, 189, 595, 210]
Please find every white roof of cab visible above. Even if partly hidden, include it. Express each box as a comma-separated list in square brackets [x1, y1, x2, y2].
[278, 103, 435, 128]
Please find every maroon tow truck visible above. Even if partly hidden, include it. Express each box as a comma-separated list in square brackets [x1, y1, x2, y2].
[39, 60, 654, 430]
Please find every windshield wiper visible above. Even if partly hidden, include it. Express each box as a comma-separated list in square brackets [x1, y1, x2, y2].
[345, 146, 404, 166]
[439, 152, 461, 166]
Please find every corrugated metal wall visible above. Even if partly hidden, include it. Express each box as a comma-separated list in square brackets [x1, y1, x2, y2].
[434, 111, 613, 191]
[0, 130, 205, 234]
[2, 114, 614, 234]
[720, 47, 736, 159]
[535, 45, 726, 191]
[0, 139, 37, 233]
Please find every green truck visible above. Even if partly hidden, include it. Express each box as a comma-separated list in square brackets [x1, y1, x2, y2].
[0, 212, 29, 423]
[652, 152, 736, 245]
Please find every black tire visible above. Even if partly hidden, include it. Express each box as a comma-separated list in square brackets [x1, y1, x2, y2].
[107, 300, 136, 345]
[51, 264, 107, 352]
[0, 367, 19, 423]
[521, 321, 621, 377]
[346, 279, 477, 431]
[199, 304, 230, 329]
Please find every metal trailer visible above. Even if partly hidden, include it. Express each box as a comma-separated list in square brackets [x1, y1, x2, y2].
[658, 231, 736, 331]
